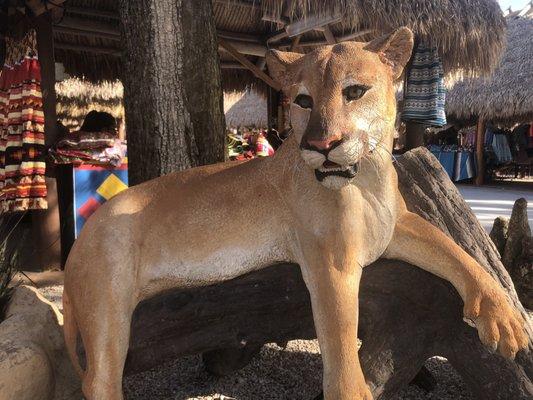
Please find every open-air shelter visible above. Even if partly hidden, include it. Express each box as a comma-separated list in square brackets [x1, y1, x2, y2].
[2, 0, 507, 269]
[446, 12, 533, 183]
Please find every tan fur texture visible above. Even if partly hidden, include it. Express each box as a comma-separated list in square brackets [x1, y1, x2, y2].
[63, 27, 528, 400]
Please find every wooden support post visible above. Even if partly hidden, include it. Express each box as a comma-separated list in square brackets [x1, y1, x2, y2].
[32, 12, 61, 270]
[404, 121, 426, 150]
[55, 42, 122, 56]
[290, 35, 301, 51]
[277, 101, 284, 133]
[322, 25, 337, 44]
[475, 119, 486, 186]
[267, 87, 276, 132]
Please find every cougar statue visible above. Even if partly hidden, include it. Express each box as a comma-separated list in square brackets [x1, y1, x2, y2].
[64, 27, 528, 400]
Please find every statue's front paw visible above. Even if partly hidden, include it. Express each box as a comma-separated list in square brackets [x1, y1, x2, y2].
[464, 287, 529, 359]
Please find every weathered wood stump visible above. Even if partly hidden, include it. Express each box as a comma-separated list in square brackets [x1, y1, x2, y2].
[125, 148, 533, 399]
[491, 198, 533, 310]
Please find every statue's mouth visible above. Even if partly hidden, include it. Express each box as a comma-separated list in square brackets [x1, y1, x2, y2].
[314, 160, 359, 181]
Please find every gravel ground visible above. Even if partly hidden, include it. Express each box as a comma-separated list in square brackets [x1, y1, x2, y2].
[39, 285, 472, 400]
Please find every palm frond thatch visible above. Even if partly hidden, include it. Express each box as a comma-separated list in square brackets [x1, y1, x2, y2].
[55, 78, 268, 130]
[39, 0, 506, 84]
[55, 78, 124, 131]
[261, 0, 506, 74]
[224, 90, 267, 128]
[446, 17, 533, 124]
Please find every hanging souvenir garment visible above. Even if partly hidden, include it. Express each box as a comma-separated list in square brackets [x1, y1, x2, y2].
[454, 150, 476, 181]
[0, 29, 47, 212]
[401, 43, 447, 127]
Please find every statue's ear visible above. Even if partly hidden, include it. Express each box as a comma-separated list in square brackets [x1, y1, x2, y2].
[364, 27, 414, 79]
[266, 50, 304, 88]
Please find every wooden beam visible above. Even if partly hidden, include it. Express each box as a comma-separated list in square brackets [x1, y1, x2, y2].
[218, 40, 266, 57]
[217, 30, 262, 44]
[219, 38, 281, 91]
[53, 26, 121, 41]
[475, 119, 486, 185]
[261, 11, 289, 25]
[285, 13, 342, 37]
[65, 6, 119, 20]
[55, 42, 122, 56]
[322, 25, 337, 44]
[55, 16, 120, 38]
[220, 62, 248, 69]
[266, 29, 288, 44]
[54, 23, 265, 52]
[214, 0, 256, 9]
[276, 29, 374, 49]
[26, 0, 65, 17]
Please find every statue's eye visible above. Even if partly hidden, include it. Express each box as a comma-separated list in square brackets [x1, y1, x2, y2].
[294, 94, 313, 109]
[343, 85, 369, 102]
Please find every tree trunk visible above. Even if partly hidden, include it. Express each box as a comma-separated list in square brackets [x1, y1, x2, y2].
[119, 0, 225, 186]
[125, 148, 533, 399]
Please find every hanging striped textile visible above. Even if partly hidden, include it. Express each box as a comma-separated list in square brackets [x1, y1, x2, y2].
[0, 30, 47, 212]
[401, 44, 447, 127]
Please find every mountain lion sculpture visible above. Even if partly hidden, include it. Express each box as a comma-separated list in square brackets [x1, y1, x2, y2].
[63, 27, 528, 400]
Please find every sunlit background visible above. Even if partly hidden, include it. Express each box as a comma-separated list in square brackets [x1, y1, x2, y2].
[498, 0, 531, 11]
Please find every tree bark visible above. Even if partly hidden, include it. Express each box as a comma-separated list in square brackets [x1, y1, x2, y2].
[490, 216, 508, 257]
[119, 0, 225, 186]
[494, 198, 532, 310]
[125, 148, 533, 399]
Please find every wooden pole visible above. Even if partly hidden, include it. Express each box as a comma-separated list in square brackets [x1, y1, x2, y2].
[475, 118, 486, 186]
[32, 12, 62, 270]
[404, 121, 426, 150]
[266, 87, 280, 132]
[322, 25, 337, 44]
[219, 38, 282, 91]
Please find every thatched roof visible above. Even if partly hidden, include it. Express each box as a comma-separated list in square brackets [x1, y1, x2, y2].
[56, 78, 124, 131]
[6, 0, 506, 89]
[446, 16, 533, 124]
[260, 0, 506, 75]
[224, 90, 267, 128]
[56, 79, 267, 130]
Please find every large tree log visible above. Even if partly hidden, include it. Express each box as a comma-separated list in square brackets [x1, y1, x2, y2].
[125, 148, 532, 399]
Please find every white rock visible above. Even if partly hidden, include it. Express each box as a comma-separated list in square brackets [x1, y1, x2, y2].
[0, 286, 81, 400]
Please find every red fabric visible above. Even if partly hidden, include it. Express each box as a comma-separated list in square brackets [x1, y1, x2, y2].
[0, 30, 47, 212]
[77, 197, 102, 220]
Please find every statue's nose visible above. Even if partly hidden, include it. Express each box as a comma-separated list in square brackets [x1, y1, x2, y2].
[305, 137, 342, 152]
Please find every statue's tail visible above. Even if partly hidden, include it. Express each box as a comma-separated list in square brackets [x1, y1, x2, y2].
[63, 289, 85, 378]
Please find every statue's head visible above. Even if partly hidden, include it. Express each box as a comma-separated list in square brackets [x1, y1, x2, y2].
[266, 27, 414, 190]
